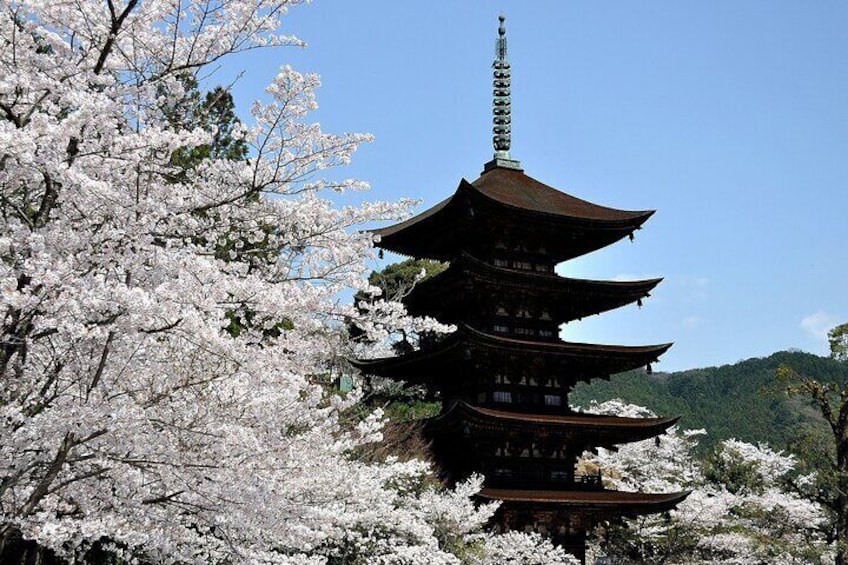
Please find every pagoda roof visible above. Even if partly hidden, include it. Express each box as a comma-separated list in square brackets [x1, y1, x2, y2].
[470, 167, 651, 222]
[405, 252, 662, 323]
[352, 325, 671, 384]
[373, 167, 654, 261]
[429, 401, 678, 448]
[478, 488, 689, 517]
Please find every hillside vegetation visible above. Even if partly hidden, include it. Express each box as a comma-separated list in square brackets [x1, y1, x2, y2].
[571, 350, 846, 454]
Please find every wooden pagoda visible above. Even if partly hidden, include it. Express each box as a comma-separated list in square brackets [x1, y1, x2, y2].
[354, 16, 687, 562]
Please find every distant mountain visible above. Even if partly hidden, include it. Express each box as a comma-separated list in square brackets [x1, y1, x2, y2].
[570, 350, 846, 454]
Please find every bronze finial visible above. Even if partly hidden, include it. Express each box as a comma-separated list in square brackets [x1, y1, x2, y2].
[485, 14, 522, 172]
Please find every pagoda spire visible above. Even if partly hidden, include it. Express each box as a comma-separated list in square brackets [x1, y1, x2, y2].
[485, 14, 522, 172]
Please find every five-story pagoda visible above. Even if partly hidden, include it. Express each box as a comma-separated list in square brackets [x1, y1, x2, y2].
[354, 16, 687, 563]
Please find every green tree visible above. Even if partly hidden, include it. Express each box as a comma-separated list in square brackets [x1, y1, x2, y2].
[831, 323, 848, 362]
[366, 258, 447, 301]
[779, 322, 848, 564]
[162, 76, 248, 175]
[350, 258, 447, 352]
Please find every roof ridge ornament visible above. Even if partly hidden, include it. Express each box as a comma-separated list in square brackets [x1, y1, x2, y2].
[484, 13, 522, 173]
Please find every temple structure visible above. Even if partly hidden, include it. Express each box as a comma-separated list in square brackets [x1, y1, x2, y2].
[354, 16, 687, 562]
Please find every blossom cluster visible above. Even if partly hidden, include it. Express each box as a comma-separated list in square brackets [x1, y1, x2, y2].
[583, 400, 829, 564]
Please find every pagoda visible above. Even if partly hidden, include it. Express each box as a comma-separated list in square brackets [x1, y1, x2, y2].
[354, 16, 687, 562]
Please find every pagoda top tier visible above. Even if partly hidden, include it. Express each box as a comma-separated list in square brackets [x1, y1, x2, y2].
[373, 166, 654, 263]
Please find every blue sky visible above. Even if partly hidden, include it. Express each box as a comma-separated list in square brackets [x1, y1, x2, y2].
[220, 1, 848, 371]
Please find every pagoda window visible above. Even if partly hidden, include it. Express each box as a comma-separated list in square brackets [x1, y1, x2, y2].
[539, 329, 554, 338]
[494, 373, 510, 384]
[514, 327, 535, 336]
[512, 260, 532, 270]
[477, 392, 487, 404]
[550, 469, 570, 482]
[540, 310, 552, 320]
[528, 376, 539, 386]
[518, 375, 528, 386]
[493, 324, 509, 333]
[538, 245, 548, 255]
[493, 258, 509, 267]
[516, 307, 532, 318]
[493, 391, 512, 403]
[493, 468, 513, 478]
[534, 264, 551, 272]
[495, 240, 507, 249]
[544, 394, 562, 407]
[495, 305, 509, 316]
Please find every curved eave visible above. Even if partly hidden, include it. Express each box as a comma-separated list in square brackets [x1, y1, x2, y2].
[371, 173, 654, 259]
[478, 488, 690, 516]
[371, 195, 458, 260]
[428, 402, 678, 446]
[406, 253, 662, 321]
[433, 401, 677, 432]
[350, 332, 463, 373]
[463, 325, 672, 361]
[351, 326, 671, 380]
[469, 167, 653, 225]
[372, 195, 453, 241]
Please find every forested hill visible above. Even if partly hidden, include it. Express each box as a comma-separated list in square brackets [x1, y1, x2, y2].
[570, 350, 846, 454]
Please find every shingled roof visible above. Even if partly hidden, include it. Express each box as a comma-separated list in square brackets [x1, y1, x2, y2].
[351, 325, 671, 384]
[427, 401, 679, 448]
[470, 166, 653, 222]
[404, 252, 662, 324]
[372, 167, 655, 260]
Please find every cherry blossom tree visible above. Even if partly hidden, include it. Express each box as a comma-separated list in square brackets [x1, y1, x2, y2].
[583, 401, 829, 564]
[0, 1, 581, 563]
